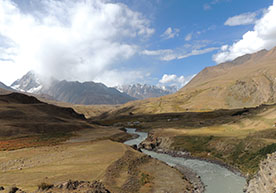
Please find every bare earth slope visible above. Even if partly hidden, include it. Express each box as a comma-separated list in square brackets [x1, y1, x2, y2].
[106, 47, 276, 115]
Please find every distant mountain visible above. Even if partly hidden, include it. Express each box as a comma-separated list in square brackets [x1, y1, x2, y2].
[116, 84, 177, 99]
[0, 82, 14, 92]
[11, 72, 136, 105]
[42, 80, 136, 105]
[11, 71, 43, 93]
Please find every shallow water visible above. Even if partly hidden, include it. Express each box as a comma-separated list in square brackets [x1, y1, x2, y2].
[124, 128, 246, 193]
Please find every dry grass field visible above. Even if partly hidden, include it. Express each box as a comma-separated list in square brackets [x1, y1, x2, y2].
[0, 140, 127, 192]
[0, 128, 194, 193]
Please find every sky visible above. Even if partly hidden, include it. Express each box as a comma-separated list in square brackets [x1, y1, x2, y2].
[0, 0, 276, 89]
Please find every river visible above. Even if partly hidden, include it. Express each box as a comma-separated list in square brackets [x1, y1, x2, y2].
[124, 128, 246, 193]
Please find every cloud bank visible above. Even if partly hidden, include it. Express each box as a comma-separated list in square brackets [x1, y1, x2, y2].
[0, 0, 154, 86]
[214, 0, 276, 63]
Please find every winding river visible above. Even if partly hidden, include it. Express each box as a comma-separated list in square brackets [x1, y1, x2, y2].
[124, 128, 246, 193]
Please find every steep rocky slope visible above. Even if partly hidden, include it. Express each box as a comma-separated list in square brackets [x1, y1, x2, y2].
[246, 152, 276, 193]
[105, 47, 276, 115]
[11, 71, 42, 93]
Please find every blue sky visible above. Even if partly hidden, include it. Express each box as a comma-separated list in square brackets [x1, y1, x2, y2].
[125, 0, 273, 85]
[0, 0, 276, 88]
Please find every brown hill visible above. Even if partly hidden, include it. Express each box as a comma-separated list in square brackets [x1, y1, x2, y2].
[105, 47, 276, 116]
[0, 92, 89, 142]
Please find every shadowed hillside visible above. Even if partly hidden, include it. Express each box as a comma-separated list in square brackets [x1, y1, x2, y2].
[0, 92, 90, 146]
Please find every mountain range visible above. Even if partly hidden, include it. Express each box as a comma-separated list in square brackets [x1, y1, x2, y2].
[104, 47, 276, 115]
[7, 46, 276, 108]
[10, 72, 135, 105]
[9, 71, 177, 105]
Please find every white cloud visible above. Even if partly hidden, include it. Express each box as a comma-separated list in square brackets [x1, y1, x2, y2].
[0, 0, 154, 86]
[142, 47, 219, 61]
[185, 33, 193, 41]
[158, 74, 196, 89]
[93, 70, 145, 87]
[224, 12, 258, 26]
[203, 0, 228, 10]
[159, 74, 178, 84]
[214, 1, 276, 63]
[177, 47, 219, 60]
[161, 27, 180, 39]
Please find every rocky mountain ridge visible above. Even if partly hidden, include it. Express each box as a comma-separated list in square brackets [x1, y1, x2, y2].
[116, 83, 177, 99]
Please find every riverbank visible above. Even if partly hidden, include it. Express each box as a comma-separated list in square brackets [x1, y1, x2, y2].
[147, 148, 245, 178]
[125, 128, 246, 193]
[124, 128, 205, 193]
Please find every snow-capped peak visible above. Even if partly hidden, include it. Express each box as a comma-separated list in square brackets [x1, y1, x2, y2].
[11, 71, 43, 93]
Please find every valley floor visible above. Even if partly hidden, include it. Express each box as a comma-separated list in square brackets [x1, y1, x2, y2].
[98, 103, 276, 177]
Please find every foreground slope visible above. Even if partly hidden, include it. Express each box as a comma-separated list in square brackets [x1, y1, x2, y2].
[106, 47, 276, 115]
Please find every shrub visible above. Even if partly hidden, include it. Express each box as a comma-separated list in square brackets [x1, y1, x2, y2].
[38, 182, 54, 191]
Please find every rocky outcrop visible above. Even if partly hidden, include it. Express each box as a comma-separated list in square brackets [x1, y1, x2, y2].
[0, 181, 110, 193]
[36, 180, 110, 193]
[246, 152, 276, 193]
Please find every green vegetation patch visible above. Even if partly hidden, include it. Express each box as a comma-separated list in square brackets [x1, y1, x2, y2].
[172, 135, 215, 153]
[140, 172, 153, 185]
[171, 134, 276, 176]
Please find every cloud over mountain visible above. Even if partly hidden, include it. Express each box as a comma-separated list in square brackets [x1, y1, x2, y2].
[0, 0, 154, 85]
